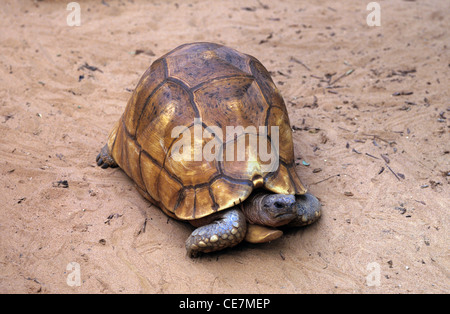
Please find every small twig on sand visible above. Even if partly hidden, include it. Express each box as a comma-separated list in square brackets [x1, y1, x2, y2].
[290, 56, 311, 71]
[310, 174, 340, 185]
[385, 163, 401, 181]
[329, 69, 354, 86]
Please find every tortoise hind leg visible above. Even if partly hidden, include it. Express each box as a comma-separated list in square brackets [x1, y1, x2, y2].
[186, 208, 247, 257]
[97, 120, 120, 169]
[96, 144, 118, 169]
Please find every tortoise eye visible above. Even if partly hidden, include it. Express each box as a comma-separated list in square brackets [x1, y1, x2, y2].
[274, 202, 284, 209]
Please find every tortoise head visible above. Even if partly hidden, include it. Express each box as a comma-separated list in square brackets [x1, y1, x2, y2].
[244, 193, 296, 227]
[244, 192, 322, 244]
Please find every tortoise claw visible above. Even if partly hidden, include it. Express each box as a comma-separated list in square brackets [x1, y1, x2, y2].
[96, 154, 104, 166]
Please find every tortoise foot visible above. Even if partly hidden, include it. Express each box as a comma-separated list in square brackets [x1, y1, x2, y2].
[186, 208, 247, 257]
[287, 193, 322, 227]
[96, 144, 118, 169]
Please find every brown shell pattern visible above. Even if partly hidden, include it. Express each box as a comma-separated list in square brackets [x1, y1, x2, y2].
[108, 42, 306, 220]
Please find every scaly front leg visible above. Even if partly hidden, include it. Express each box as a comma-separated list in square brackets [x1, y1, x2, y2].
[185, 208, 247, 257]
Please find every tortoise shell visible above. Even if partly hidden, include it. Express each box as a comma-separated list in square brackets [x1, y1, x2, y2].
[106, 42, 306, 220]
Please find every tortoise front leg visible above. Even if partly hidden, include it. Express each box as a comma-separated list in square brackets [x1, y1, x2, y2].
[186, 208, 247, 257]
[287, 193, 322, 227]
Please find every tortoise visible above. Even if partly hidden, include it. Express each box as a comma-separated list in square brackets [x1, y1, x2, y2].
[97, 42, 321, 257]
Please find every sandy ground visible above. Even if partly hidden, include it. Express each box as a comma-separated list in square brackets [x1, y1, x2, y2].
[0, 0, 449, 294]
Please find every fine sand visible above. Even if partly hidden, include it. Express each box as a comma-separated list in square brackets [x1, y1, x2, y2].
[0, 0, 448, 293]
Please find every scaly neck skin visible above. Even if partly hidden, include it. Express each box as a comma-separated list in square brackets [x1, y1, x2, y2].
[243, 192, 268, 226]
